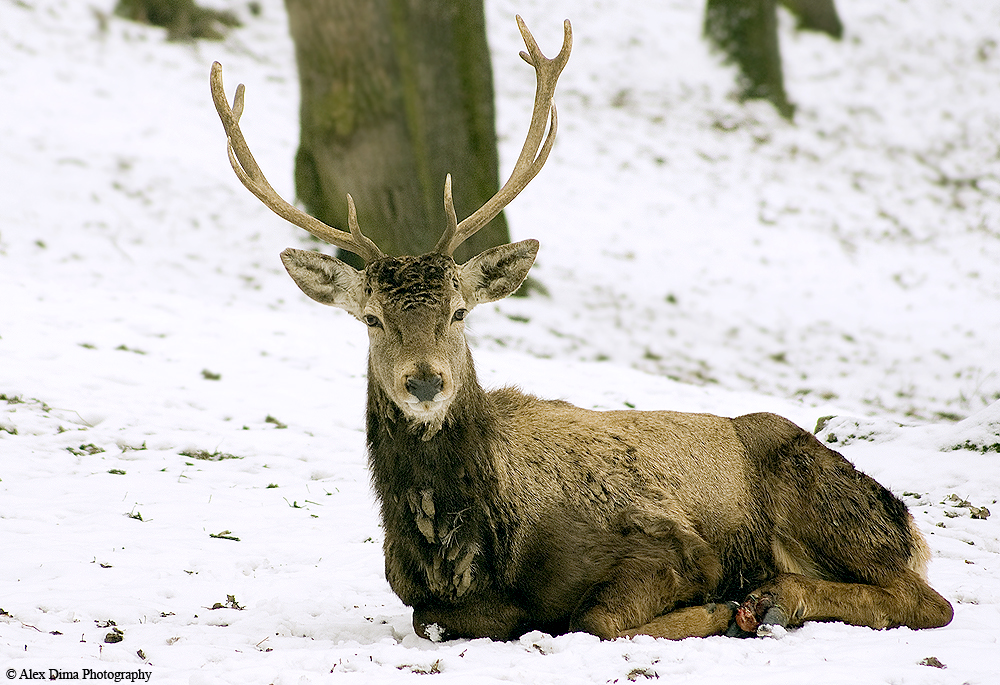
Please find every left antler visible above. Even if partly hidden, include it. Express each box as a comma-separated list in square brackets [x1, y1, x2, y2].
[434, 16, 572, 257]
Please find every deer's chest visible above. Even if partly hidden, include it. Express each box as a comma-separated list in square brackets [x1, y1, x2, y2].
[395, 486, 489, 600]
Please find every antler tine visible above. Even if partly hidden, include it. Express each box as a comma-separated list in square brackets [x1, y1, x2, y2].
[437, 174, 459, 254]
[435, 17, 572, 257]
[210, 62, 385, 264]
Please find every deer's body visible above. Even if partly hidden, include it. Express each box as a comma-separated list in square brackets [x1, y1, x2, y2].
[358, 255, 950, 641]
[373, 384, 749, 639]
[210, 17, 953, 641]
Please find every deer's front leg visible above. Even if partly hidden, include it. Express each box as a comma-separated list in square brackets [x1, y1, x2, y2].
[568, 526, 724, 640]
[568, 571, 724, 640]
[412, 592, 531, 642]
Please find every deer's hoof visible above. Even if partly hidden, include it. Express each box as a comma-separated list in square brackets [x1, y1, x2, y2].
[755, 606, 789, 637]
[734, 592, 788, 636]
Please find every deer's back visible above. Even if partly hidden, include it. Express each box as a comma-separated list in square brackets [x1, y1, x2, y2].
[489, 388, 754, 541]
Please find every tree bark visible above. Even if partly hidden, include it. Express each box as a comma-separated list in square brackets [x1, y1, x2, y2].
[704, 0, 843, 118]
[114, 0, 240, 41]
[285, 0, 509, 267]
[704, 0, 793, 118]
[780, 0, 842, 39]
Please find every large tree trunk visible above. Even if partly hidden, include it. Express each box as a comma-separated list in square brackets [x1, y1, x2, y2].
[285, 0, 509, 268]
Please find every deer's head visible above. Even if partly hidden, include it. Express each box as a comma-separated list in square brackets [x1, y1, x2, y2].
[210, 16, 570, 435]
[279, 241, 538, 431]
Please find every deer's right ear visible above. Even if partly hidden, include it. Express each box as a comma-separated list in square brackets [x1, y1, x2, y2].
[458, 239, 539, 308]
[280, 248, 365, 317]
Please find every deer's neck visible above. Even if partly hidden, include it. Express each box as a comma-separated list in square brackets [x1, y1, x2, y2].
[366, 360, 508, 599]
[366, 360, 499, 504]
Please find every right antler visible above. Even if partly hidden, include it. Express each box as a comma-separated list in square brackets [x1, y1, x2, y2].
[210, 61, 385, 264]
[434, 15, 572, 257]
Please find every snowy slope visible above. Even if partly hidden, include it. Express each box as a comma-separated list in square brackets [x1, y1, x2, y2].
[1, 0, 998, 682]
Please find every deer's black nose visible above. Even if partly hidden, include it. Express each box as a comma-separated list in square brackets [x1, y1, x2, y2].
[406, 375, 443, 403]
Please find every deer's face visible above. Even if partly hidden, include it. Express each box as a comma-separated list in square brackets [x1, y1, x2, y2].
[279, 240, 539, 429]
[361, 254, 472, 426]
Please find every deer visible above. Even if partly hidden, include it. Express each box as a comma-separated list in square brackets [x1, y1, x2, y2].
[209, 16, 953, 642]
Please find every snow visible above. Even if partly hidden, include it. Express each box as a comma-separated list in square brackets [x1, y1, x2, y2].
[1, 0, 998, 682]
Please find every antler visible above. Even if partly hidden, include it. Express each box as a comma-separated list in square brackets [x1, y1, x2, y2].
[434, 16, 572, 257]
[210, 61, 385, 264]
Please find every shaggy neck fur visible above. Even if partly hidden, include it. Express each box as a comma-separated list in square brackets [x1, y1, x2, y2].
[366, 357, 512, 601]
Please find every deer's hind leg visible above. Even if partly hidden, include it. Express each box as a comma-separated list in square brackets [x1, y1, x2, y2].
[732, 521, 956, 635]
[736, 465, 954, 635]
[734, 567, 953, 635]
[732, 413, 953, 635]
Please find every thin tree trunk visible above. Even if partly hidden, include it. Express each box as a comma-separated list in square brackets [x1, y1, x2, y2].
[114, 0, 240, 41]
[704, 0, 793, 119]
[780, 0, 842, 39]
[285, 0, 509, 267]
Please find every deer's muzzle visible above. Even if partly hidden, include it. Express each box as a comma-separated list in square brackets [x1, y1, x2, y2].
[406, 374, 444, 403]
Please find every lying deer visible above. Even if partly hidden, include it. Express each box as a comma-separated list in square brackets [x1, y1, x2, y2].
[210, 16, 953, 641]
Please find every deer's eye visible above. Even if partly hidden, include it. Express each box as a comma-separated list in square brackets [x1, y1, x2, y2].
[364, 314, 383, 329]
[452, 308, 467, 323]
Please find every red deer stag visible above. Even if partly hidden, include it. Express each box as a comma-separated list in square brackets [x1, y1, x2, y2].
[210, 16, 953, 641]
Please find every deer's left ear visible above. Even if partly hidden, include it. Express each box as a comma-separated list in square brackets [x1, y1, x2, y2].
[458, 239, 539, 308]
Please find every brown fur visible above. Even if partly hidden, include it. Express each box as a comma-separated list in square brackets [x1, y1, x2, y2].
[337, 255, 953, 641]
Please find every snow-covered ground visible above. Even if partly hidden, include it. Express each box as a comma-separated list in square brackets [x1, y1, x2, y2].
[1, 0, 998, 682]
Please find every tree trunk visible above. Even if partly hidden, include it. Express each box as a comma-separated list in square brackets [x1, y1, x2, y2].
[285, 0, 509, 268]
[704, 0, 793, 118]
[114, 0, 240, 41]
[779, 0, 842, 39]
